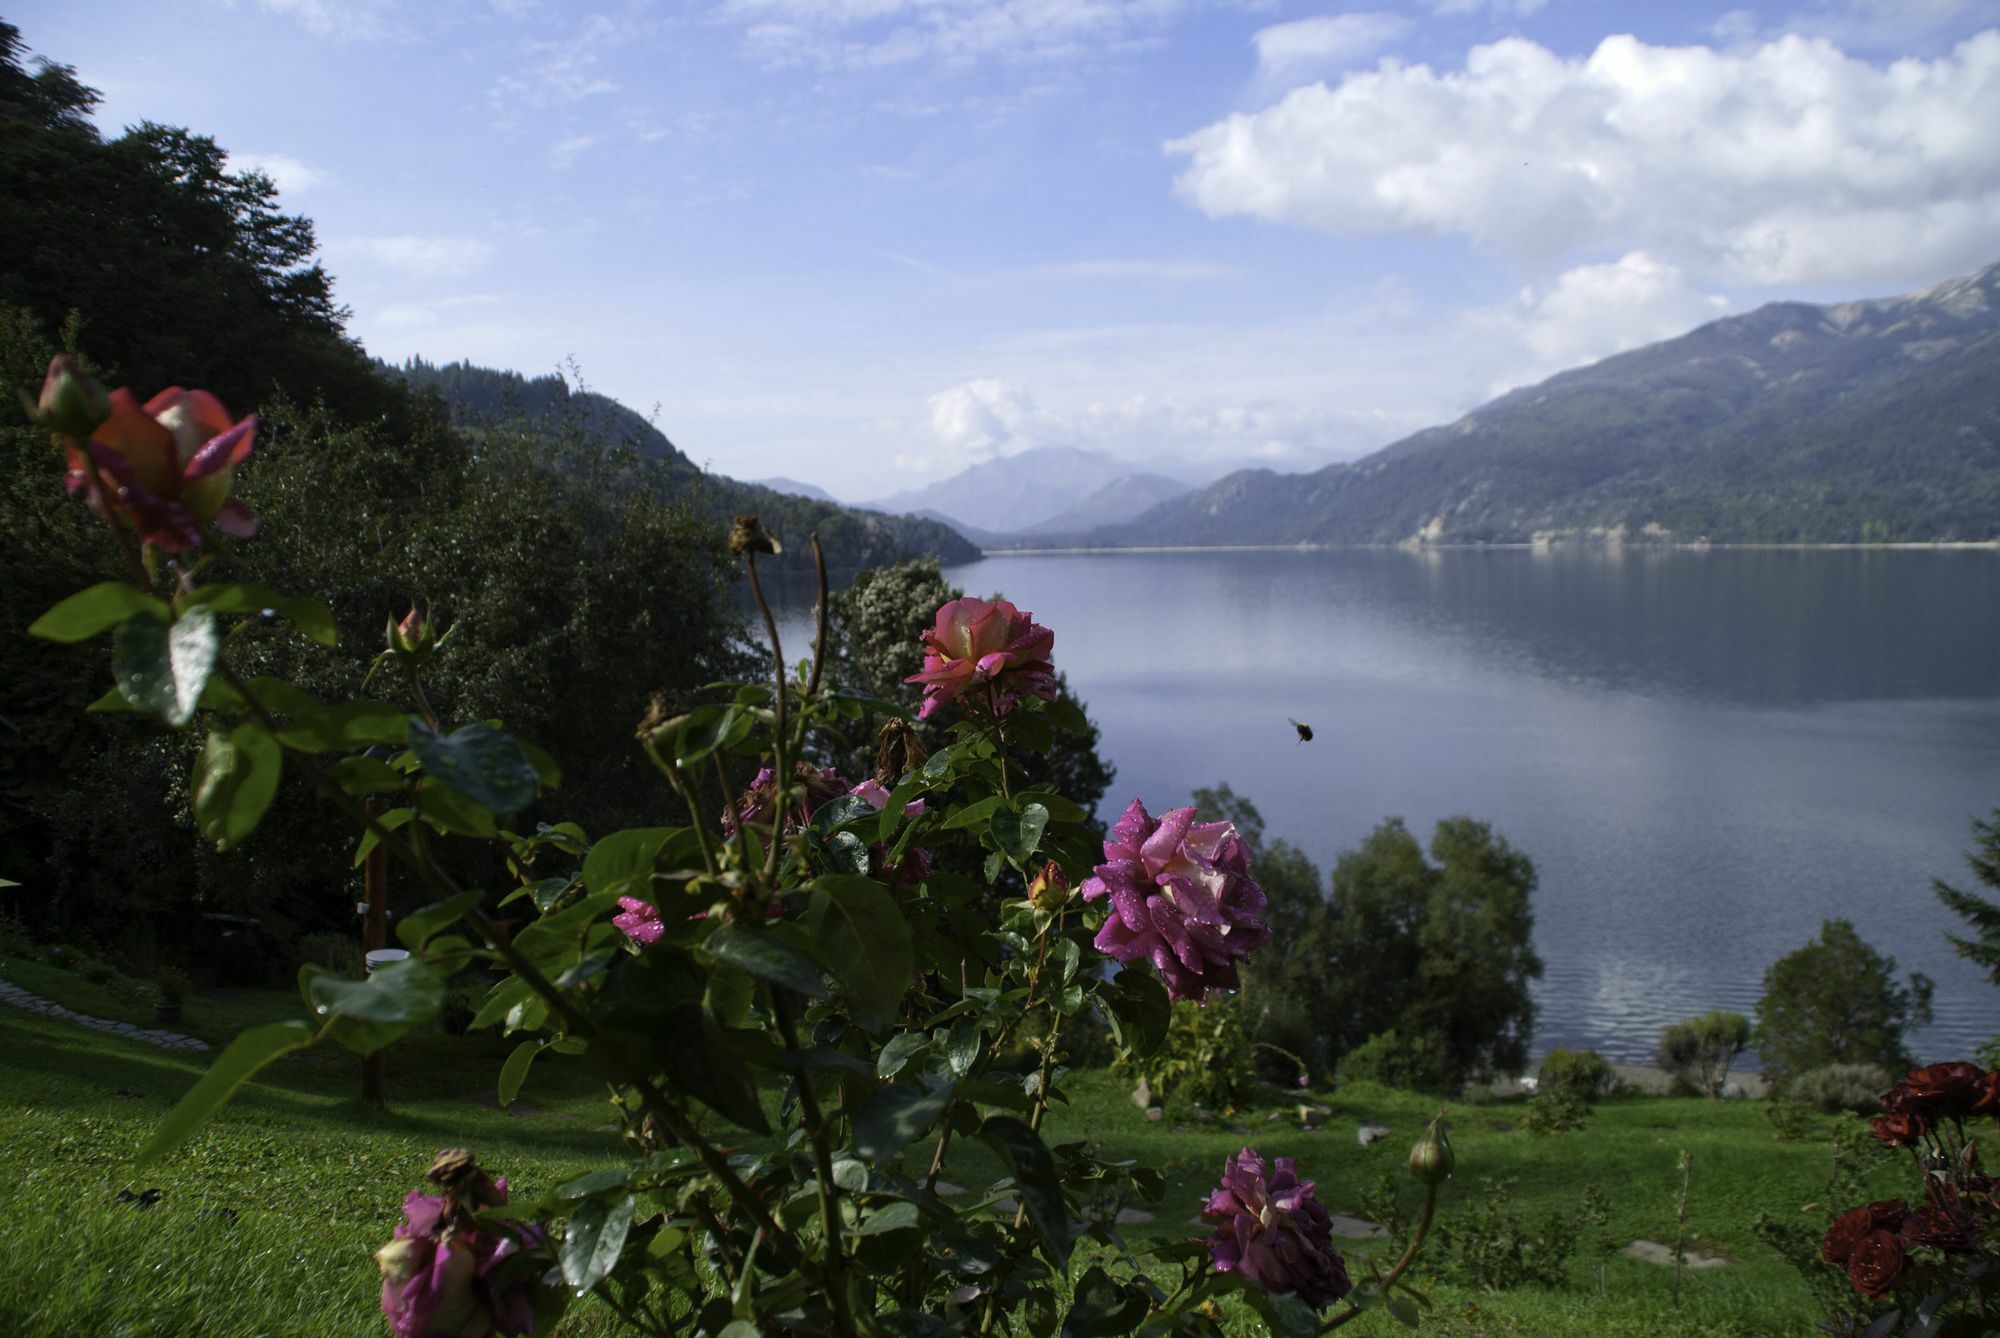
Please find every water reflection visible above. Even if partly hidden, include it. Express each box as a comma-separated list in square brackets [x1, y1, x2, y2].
[762, 548, 2000, 1062]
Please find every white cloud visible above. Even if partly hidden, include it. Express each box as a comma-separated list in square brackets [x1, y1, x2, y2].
[333, 235, 496, 276]
[227, 152, 331, 195]
[548, 133, 600, 167]
[1466, 251, 1732, 392]
[719, 0, 1199, 70]
[1425, 0, 1549, 16]
[491, 14, 620, 109]
[1168, 29, 2000, 286]
[1252, 13, 1408, 78]
[1718, 1, 2000, 53]
[252, 0, 398, 38]
[928, 378, 1039, 457]
[374, 293, 508, 332]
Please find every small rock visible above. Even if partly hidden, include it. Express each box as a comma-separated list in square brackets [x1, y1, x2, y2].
[1357, 1122, 1392, 1147]
[934, 1181, 968, 1196]
[1621, 1240, 1730, 1269]
[1193, 1109, 1217, 1124]
[1130, 1078, 1153, 1110]
[1145, 1106, 1164, 1122]
[1114, 1208, 1155, 1224]
[1721, 1082, 1748, 1100]
[1265, 1111, 1286, 1123]
[1326, 1214, 1386, 1238]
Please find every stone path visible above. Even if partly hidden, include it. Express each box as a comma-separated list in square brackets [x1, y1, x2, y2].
[0, 977, 210, 1052]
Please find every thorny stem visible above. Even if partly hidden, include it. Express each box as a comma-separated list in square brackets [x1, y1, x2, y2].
[772, 989, 858, 1338]
[1320, 1179, 1441, 1332]
[804, 532, 829, 704]
[985, 682, 1011, 799]
[743, 552, 788, 883]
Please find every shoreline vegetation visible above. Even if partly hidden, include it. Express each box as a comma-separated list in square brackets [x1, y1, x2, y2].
[977, 540, 2000, 557]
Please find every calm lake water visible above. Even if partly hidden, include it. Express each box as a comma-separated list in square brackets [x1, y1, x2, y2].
[773, 548, 2000, 1065]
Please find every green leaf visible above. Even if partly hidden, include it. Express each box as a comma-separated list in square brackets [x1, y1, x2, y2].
[1014, 790, 1088, 825]
[990, 802, 1049, 866]
[498, 1040, 541, 1107]
[941, 795, 1006, 831]
[562, 1193, 636, 1290]
[416, 782, 496, 838]
[85, 685, 135, 713]
[820, 830, 870, 877]
[181, 583, 338, 647]
[702, 926, 829, 1000]
[698, 1002, 768, 1133]
[876, 1032, 929, 1079]
[854, 1201, 922, 1236]
[673, 704, 748, 766]
[805, 876, 913, 1030]
[1062, 1266, 1152, 1337]
[978, 1116, 1070, 1265]
[279, 702, 410, 752]
[396, 889, 486, 950]
[946, 1016, 982, 1077]
[112, 610, 217, 727]
[1239, 1287, 1321, 1338]
[409, 719, 540, 817]
[243, 676, 319, 715]
[29, 583, 170, 642]
[1386, 1294, 1420, 1328]
[192, 721, 282, 851]
[809, 794, 880, 832]
[306, 956, 445, 1056]
[134, 1021, 315, 1168]
[1103, 970, 1170, 1058]
[352, 808, 414, 866]
[582, 828, 674, 900]
[852, 1077, 954, 1163]
[325, 754, 406, 797]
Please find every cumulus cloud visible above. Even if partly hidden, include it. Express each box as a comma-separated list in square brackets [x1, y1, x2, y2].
[491, 14, 620, 109]
[1168, 30, 2000, 286]
[1466, 252, 1733, 392]
[227, 152, 330, 194]
[1252, 13, 1408, 79]
[928, 378, 1039, 457]
[333, 235, 496, 276]
[720, 0, 1198, 70]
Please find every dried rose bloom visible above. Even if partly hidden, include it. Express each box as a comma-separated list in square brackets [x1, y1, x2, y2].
[1081, 798, 1271, 1001]
[376, 1152, 546, 1337]
[904, 597, 1055, 721]
[724, 763, 849, 836]
[1202, 1147, 1351, 1310]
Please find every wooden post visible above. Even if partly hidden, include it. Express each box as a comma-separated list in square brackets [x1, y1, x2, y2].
[361, 795, 388, 1106]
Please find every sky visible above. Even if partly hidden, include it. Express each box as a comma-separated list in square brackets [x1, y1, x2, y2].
[14, 0, 2000, 500]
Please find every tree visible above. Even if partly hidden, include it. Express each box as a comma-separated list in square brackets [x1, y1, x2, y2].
[1755, 919, 1933, 1087]
[1657, 1011, 1752, 1097]
[1934, 810, 2000, 984]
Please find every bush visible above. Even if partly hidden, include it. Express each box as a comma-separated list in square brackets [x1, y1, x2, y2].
[1339, 1029, 1456, 1092]
[1657, 1010, 1751, 1097]
[1537, 1048, 1616, 1102]
[1784, 1062, 1895, 1115]
[155, 966, 193, 1005]
[1521, 1087, 1590, 1136]
[1120, 994, 1258, 1111]
[295, 931, 364, 978]
[1755, 919, 1933, 1086]
[1431, 1177, 1584, 1290]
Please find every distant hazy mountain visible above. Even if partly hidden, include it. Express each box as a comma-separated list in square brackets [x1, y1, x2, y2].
[1091, 261, 2000, 548]
[389, 360, 977, 569]
[868, 446, 1165, 533]
[752, 476, 838, 503]
[1023, 473, 1193, 536]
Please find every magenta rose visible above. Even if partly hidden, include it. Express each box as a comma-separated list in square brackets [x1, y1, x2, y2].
[1202, 1148, 1351, 1310]
[903, 597, 1055, 721]
[1081, 799, 1271, 1001]
[377, 1172, 546, 1337]
[724, 763, 849, 836]
[63, 380, 257, 551]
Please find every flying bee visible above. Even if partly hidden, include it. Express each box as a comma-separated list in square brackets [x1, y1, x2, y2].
[1289, 717, 1313, 743]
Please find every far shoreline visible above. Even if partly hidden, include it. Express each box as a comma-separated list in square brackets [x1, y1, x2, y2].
[974, 540, 2000, 557]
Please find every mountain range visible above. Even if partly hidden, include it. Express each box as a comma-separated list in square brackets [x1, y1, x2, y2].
[864, 446, 1195, 534]
[1082, 260, 2000, 548]
[388, 360, 977, 570]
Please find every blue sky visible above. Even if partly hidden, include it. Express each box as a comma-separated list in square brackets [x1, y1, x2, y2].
[15, 0, 2000, 498]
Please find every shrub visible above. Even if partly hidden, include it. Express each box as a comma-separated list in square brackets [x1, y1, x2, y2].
[155, 966, 193, 1005]
[1521, 1086, 1590, 1136]
[1756, 919, 1933, 1087]
[295, 931, 363, 978]
[1657, 1010, 1751, 1097]
[1121, 993, 1258, 1110]
[1431, 1177, 1583, 1291]
[1538, 1047, 1616, 1102]
[1785, 1062, 1895, 1115]
[1339, 1029, 1456, 1092]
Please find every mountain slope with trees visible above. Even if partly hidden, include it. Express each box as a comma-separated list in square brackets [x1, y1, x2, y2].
[1097, 261, 2000, 547]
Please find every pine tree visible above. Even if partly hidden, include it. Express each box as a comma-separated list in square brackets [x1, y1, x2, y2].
[1934, 811, 2000, 984]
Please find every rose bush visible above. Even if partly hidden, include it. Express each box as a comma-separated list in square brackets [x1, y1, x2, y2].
[26, 354, 1451, 1336]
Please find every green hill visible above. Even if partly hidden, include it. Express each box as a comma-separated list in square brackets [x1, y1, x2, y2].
[1101, 261, 2000, 547]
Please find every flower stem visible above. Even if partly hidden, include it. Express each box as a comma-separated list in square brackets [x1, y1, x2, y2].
[1320, 1179, 1441, 1333]
[744, 551, 788, 883]
[804, 531, 829, 704]
[771, 988, 858, 1338]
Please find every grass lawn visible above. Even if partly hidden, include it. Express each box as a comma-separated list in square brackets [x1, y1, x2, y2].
[0, 967, 1900, 1336]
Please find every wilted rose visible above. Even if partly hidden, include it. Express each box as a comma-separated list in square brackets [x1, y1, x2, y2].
[377, 1154, 546, 1337]
[1886, 1062, 1987, 1118]
[1870, 1111, 1929, 1149]
[1901, 1204, 1973, 1252]
[63, 382, 256, 550]
[1080, 798, 1271, 1001]
[904, 597, 1055, 721]
[725, 763, 848, 836]
[1202, 1148, 1351, 1310]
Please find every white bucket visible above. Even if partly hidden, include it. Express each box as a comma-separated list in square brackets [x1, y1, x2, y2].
[364, 948, 411, 975]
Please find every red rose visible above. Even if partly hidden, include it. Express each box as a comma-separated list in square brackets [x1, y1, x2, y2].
[1888, 1063, 1987, 1118]
[1901, 1204, 1972, 1252]
[1870, 1112, 1929, 1148]
[1847, 1229, 1907, 1298]
[1823, 1202, 1908, 1263]
[1970, 1069, 2000, 1119]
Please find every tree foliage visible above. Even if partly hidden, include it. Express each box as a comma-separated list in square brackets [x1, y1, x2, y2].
[1657, 1010, 1752, 1097]
[1935, 810, 2000, 985]
[1755, 919, 1934, 1087]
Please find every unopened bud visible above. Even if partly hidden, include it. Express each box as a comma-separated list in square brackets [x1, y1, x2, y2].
[34, 355, 112, 438]
[385, 602, 435, 660]
[874, 716, 928, 786]
[728, 514, 781, 556]
[1027, 860, 1068, 913]
[1409, 1113, 1454, 1186]
[635, 691, 690, 762]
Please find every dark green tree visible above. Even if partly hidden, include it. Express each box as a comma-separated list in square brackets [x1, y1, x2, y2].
[1934, 810, 2000, 983]
[1755, 919, 1934, 1087]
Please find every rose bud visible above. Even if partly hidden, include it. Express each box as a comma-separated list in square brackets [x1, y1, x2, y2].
[728, 513, 780, 556]
[34, 355, 112, 438]
[1027, 860, 1069, 913]
[385, 603, 436, 660]
[1410, 1113, 1454, 1186]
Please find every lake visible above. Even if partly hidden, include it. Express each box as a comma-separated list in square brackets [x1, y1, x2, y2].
[773, 547, 2000, 1065]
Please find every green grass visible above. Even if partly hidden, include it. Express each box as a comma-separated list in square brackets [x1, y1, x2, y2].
[0, 970, 1900, 1336]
